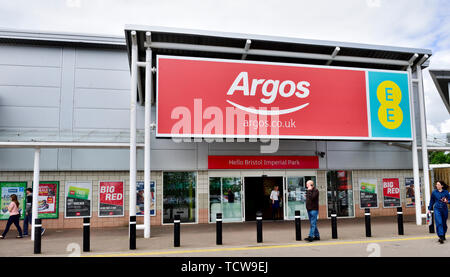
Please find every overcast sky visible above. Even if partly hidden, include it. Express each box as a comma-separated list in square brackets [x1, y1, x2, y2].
[0, 0, 449, 139]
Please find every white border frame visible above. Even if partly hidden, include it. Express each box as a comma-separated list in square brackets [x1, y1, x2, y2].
[325, 170, 356, 219]
[98, 180, 125, 218]
[156, 55, 413, 141]
[64, 181, 93, 219]
[358, 178, 379, 209]
[381, 178, 402, 209]
[161, 171, 199, 226]
[135, 180, 157, 217]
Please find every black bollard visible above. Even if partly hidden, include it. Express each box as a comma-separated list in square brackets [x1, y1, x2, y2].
[365, 208, 371, 237]
[34, 219, 42, 254]
[216, 213, 222, 245]
[83, 217, 90, 252]
[174, 215, 180, 247]
[256, 211, 263, 243]
[295, 210, 301, 241]
[429, 210, 435, 234]
[331, 210, 338, 239]
[397, 207, 404, 235]
[129, 215, 136, 250]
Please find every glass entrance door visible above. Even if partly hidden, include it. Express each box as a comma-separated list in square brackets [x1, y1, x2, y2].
[209, 177, 243, 223]
[326, 170, 354, 218]
[285, 176, 316, 220]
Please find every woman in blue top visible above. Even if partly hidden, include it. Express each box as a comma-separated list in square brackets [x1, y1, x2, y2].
[427, 180, 449, 244]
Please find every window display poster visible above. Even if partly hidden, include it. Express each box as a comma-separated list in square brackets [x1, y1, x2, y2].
[359, 178, 378, 208]
[65, 182, 92, 218]
[37, 181, 59, 219]
[382, 178, 401, 208]
[99, 181, 124, 217]
[405, 177, 423, 207]
[136, 181, 156, 216]
[0, 182, 26, 220]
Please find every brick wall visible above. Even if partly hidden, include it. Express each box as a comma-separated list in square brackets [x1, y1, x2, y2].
[0, 169, 428, 230]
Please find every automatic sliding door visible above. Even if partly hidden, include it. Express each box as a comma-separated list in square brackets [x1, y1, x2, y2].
[209, 176, 243, 223]
[286, 176, 316, 220]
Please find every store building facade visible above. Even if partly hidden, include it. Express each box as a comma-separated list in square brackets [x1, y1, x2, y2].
[0, 26, 433, 232]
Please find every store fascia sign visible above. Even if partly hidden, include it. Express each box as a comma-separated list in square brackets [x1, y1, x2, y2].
[156, 55, 412, 141]
[208, 155, 319, 170]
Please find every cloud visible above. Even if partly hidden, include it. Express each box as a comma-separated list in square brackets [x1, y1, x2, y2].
[440, 119, 450, 134]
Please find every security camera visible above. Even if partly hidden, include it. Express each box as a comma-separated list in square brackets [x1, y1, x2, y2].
[316, 151, 326, 158]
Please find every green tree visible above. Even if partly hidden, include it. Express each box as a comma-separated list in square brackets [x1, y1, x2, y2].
[429, 151, 450, 164]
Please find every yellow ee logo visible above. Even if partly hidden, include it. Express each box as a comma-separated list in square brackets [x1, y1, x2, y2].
[377, 81, 403, 129]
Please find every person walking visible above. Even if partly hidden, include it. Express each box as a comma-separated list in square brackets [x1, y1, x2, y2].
[270, 185, 281, 220]
[304, 180, 320, 242]
[0, 194, 23, 239]
[428, 180, 450, 244]
[22, 188, 45, 237]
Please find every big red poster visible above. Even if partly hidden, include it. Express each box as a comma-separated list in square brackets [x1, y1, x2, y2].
[99, 181, 124, 217]
[382, 178, 401, 208]
[157, 56, 412, 140]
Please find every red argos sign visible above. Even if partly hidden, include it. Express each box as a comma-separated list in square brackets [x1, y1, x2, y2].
[157, 56, 369, 139]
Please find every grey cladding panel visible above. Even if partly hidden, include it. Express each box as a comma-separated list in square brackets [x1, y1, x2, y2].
[0, 65, 61, 87]
[0, 44, 61, 67]
[71, 149, 130, 170]
[76, 48, 128, 70]
[0, 148, 58, 171]
[0, 106, 59, 128]
[75, 68, 130, 90]
[149, 150, 197, 170]
[74, 105, 144, 131]
[74, 108, 130, 129]
[74, 89, 129, 109]
[0, 86, 60, 107]
[327, 150, 415, 170]
[326, 141, 409, 152]
[209, 150, 316, 156]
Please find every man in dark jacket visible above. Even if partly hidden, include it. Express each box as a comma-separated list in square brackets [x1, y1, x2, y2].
[23, 188, 45, 237]
[304, 180, 320, 242]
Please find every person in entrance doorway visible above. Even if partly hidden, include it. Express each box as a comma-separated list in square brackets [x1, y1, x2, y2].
[304, 180, 320, 242]
[22, 188, 45, 237]
[270, 186, 281, 220]
[428, 180, 450, 244]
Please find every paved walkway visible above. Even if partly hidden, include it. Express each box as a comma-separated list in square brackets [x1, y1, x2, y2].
[0, 216, 447, 257]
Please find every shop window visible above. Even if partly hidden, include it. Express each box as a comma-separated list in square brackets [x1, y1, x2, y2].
[163, 172, 197, 223]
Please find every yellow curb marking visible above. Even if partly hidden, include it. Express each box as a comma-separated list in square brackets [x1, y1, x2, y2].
[83, 236, 436, 257]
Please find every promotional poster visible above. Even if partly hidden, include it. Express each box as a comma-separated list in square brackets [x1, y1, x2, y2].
[65, 181, 92, 218]
[99, 181, 124, 217]
[359, 178, 378, 208]
[382, 178, 401, 208]
[0, 182, 26, 220]
[405, 177, 423, 207]
[136, 181, 156, 216]
[37, 181, 59, 219]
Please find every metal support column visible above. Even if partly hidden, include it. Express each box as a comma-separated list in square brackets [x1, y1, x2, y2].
[144, 32, 152, 239]
[129, 31, 138, 237]
[31, 148, 40, 241]
[407, 65, 422, 226]
[416, 59, 431, 210]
